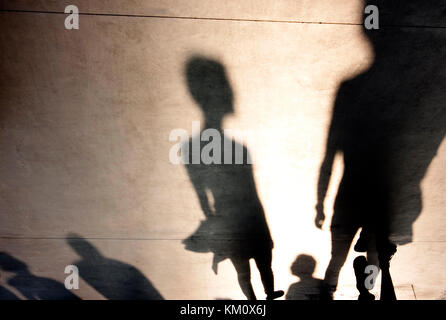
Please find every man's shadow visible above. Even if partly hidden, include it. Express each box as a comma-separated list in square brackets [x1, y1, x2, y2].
[182, 56, 283, 300]
[0, 252, 80, 300]
[67, 233, 163, 300]
[286, 255, 323, 300]
[315, 1, 446, 298]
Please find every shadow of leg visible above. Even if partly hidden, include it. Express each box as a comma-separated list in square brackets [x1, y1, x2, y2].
[323, 229, 356, 299]
[254, 250, 284, 300]
[379, 248, 397, 301]
[354, 256, 375, 301]
[230, 257, 256, 300]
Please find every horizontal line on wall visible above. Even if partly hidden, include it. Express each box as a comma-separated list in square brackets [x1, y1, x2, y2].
[1, 9, 446, 29]
[0, 236, 186, 241]
[1, 236, 446, 243]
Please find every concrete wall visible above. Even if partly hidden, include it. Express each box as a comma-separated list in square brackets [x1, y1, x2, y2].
[0, 1, 445, 299]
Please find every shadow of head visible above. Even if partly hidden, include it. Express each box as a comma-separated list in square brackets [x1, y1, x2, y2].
[291, 254, 316, 278]
[66, 233, 101, 260]
[185, 56, 234, 120]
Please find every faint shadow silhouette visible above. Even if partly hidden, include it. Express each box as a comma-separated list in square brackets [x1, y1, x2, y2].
[316, 1, 446, 297]
[182, 56, 283, 300]
[0, 252, 80, 300]
[286, 255, 323, 300]
[67, 233, 163, 300]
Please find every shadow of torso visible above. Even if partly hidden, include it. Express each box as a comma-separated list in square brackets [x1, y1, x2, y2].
[183, 135, 273, 260]
[73, 256, 164, 300]
[286, 277, 323, 300]
[330, 28, 446, 244]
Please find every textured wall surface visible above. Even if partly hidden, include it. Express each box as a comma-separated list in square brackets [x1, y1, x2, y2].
[0, 1, 445, 299]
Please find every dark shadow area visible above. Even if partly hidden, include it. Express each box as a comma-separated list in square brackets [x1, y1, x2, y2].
[316, 1, 446, 298]
[353, 256, 375, 301]
[0, 286, 20, 300]
[67, 233, 163, 300]
[286, 254, 323, 300]
[353, 254, 396, 301]
[0, 252, 80, 300]
[182, 56, 283, 300]
[378, 252, 397, 301]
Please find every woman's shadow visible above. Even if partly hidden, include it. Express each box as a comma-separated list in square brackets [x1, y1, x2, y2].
[182, 56, 283, 300]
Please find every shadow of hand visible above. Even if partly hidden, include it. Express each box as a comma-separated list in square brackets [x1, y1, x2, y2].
[315, 203, 325, 229]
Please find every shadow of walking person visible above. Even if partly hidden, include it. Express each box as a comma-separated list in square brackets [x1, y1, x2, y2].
[315, 1, 446, 298]
[67, 233, 163, 300]
[182, 56, 283, 300]
[0, 252, 80, 300]
[286, 255, 322, 300]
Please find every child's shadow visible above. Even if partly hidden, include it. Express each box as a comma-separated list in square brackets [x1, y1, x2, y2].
[286, 255, 323, 300]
